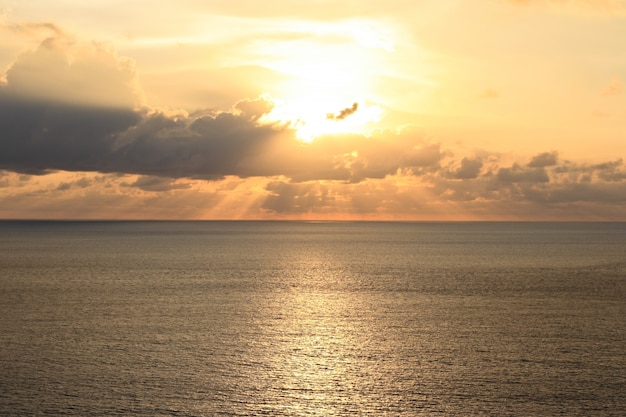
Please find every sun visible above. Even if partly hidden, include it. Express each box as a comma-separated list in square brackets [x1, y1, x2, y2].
[250, 19, 392, 141]
[260, 60, 384, 141]
[266, 96, 383, 143]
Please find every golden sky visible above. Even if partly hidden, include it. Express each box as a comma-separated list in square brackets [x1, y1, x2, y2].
[1, 0, 625, 220]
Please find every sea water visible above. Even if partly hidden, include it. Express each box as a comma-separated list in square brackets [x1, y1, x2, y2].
[0, 221, 625, 416]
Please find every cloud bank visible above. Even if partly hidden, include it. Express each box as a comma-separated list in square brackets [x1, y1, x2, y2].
[0, 37, 447, 182]
[1, 31, 625, 220]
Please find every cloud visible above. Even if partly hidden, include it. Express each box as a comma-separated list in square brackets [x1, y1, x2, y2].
[0, 97, 141, 175]
[527, 151, 558, 167]
[403, 143, 444, 169]
[2, 21, 67, 39]
[0, 36, 283, 179]
[452, 157, 483, 179]
[0, 171, 10, 188]
[558, 158, 626, 181]
[434, 153, 626, 206]
[263, 181, 334, 214]
[0, 171, 31, 188]
[270, 132, 445, 183]
[549, 157, 619, 177]
[258, 151, 626, 218]
[497, 164, 550, 183]
[105, 109, 281, 179]
[234, 96, 276, 121]
[123, 176, 192, 192]
[0, 170, 266, 220]
[0, 32, 446, 183]
[3, 151, 626, 220]
[2, 36, 140, 108]
[0, 73, 441, 183]
[261, 177, 423, 217]
[0, 37, 444, 184]
[56, 176, 93, 191]
[1, 24, 626, 220]
[524, 181, 626, 203]
[326, 102, 359, 120]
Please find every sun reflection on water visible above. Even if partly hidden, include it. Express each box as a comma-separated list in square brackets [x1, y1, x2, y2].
[251, 250, 380, 415]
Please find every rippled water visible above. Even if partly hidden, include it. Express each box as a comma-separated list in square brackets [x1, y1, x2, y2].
[1, 221, 625, 416]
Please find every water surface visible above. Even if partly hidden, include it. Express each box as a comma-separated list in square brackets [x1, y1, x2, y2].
[1, 221, 625, 415]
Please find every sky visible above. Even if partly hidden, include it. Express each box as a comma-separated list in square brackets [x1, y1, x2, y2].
[0, 0, 625, 220]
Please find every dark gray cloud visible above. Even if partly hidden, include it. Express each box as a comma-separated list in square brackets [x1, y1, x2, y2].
[0, 38, 284, 179]
[551, 158, 626, 181]
[326, 102, 359, 120]
[522, 182, 626, 203]
[124, 176, 192, 192]
[497, 164, 550, 183]
[105, 110, 281, 179]
[263, 181, 334, 213]
[588, 159, 626, 181]
[452, 157, 483, 179]
[0, 95, 141, 175]
[56, 182, 72, 191]
[432, 154, 626, 209]
[56, 177, 92, 191]
[0, 34, 144, 174]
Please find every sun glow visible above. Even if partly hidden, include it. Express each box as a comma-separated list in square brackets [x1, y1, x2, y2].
[257, 53, 384, 142]
[266, 98, 383, 142]
[244, 19, 395, 141]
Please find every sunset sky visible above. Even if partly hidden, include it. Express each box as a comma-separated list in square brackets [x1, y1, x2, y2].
[1, 0, 625, 220]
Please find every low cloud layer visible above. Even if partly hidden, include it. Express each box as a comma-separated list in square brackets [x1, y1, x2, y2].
[261, 153, 626, 218]
[2, 149, 626, 220]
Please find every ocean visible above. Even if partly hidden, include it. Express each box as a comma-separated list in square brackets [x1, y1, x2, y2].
[0, 221, 624, 416]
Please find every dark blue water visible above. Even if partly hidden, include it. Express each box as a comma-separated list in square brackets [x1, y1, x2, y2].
[1, 221, 625, 415]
